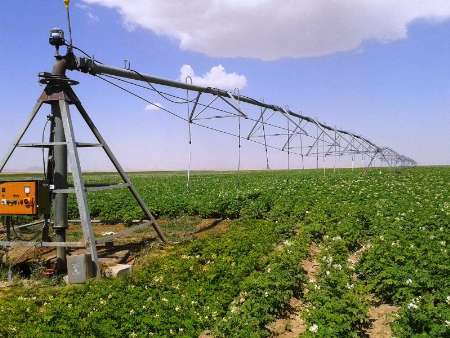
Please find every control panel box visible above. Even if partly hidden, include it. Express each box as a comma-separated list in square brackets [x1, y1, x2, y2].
[0, 180, 49, 216]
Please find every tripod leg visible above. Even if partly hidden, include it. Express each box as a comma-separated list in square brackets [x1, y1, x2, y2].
[70, 92, 167, 243]
[42, 116, 56, 242]
[59, 99, 100, 276]
[0, 100, 43, 172]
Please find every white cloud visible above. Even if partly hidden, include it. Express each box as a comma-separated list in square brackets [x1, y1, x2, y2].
[76, 3, 100, 22]
[145, 102, 163, 111]
[87, 12, 100, 22]
[179, 64, 247, 90]
[83, 0, 450, 60]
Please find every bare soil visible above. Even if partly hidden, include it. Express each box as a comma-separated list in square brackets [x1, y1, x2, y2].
[2, 217, 230, 281]
[366, 304, 400, 338]
[347, 244, 400, 338]
[267, 242, 321, 337]
[193, 219, 230, 239]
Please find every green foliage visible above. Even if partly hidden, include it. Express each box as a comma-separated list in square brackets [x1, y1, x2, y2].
[302, 237, 369, 337]
[0, 167, 448, 336]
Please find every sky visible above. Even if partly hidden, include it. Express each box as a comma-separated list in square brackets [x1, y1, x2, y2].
[0, 0, 449, 172]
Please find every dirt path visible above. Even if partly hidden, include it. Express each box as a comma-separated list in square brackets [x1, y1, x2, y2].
[267, 242, 320, 337]
[347, 243, 400, 338]
[366, 305, 400, 338]
[193, 219, 230, 239]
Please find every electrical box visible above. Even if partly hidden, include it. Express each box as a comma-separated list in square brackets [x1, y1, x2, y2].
[0, 180, 49, 216]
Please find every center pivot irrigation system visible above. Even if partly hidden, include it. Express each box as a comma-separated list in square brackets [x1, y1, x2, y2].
[0, 1, 415, 277]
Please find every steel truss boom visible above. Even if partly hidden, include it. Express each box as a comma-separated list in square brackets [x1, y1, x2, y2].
[73, 57, 416, 167]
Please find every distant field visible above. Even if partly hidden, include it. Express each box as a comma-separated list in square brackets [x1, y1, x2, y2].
[0, 167, 448, 337]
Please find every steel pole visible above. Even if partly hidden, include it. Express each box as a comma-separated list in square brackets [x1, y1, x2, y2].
[52, 102, 68, 270]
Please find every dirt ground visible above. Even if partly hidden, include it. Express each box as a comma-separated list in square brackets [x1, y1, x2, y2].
[366, 304, 400, 338]
[1, 217, 230, 284]
[348, 243, 400, 338]
[267, 242, 321, 337]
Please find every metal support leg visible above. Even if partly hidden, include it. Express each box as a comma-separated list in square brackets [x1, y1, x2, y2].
[70, 91, 167, 243]
[43, 116, 56, 242]
[52, 102, 68, 270]
[59, 99, 100, 275]
[0, 100, 43, 172]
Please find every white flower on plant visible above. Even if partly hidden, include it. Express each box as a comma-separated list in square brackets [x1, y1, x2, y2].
[346, 283, 354, 289]
[446, 295, 450, 304]
[406, 278, 413, 285]
[175, 306, 181, 312]
[153, 276, 164, 283]
[309, 323, 319, 333]
[333, 264, 342, 270]
[407, 302, 418, 310]
[325, 270, 330, 276]
[162, 298, 168, 302]
[129, 332, 137, 338]
[332, 236, 342, 241]
[440, 241, 446, 246]
[264, 291, 269, 297]
[445, 320, 450, 327]
[129, 309, 135, 315]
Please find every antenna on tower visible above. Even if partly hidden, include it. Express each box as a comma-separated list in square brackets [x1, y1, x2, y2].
[64, 0, 73, 48]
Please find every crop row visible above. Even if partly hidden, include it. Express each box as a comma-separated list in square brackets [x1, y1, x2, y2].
[0, 167, 448, 336]
[0, 219, 305, 337]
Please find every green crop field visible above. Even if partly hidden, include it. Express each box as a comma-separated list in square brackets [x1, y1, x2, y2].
[0, 167, 448, 337]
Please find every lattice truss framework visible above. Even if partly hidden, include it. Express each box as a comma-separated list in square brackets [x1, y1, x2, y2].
[95, 71, 416, 169]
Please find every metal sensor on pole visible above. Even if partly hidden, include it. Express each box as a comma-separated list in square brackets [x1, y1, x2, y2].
[49, 28, 65, 55]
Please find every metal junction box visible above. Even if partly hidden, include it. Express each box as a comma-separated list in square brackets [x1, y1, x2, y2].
[0, 180, 49, 216]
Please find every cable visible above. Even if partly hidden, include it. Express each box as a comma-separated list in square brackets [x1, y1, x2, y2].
[94, 73, 389, 163]
[130, 69, 198, 104]
[41, 118, 50, 179]
[95, 75, 187, 122]
[100, 74, 299, 135]
[94, 74, 301, 155]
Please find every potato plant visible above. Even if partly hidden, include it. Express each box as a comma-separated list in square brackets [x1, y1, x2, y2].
[0, 167, 448, 336]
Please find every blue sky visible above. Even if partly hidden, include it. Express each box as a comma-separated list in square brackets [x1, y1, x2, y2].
[0, 0, 449, 171]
